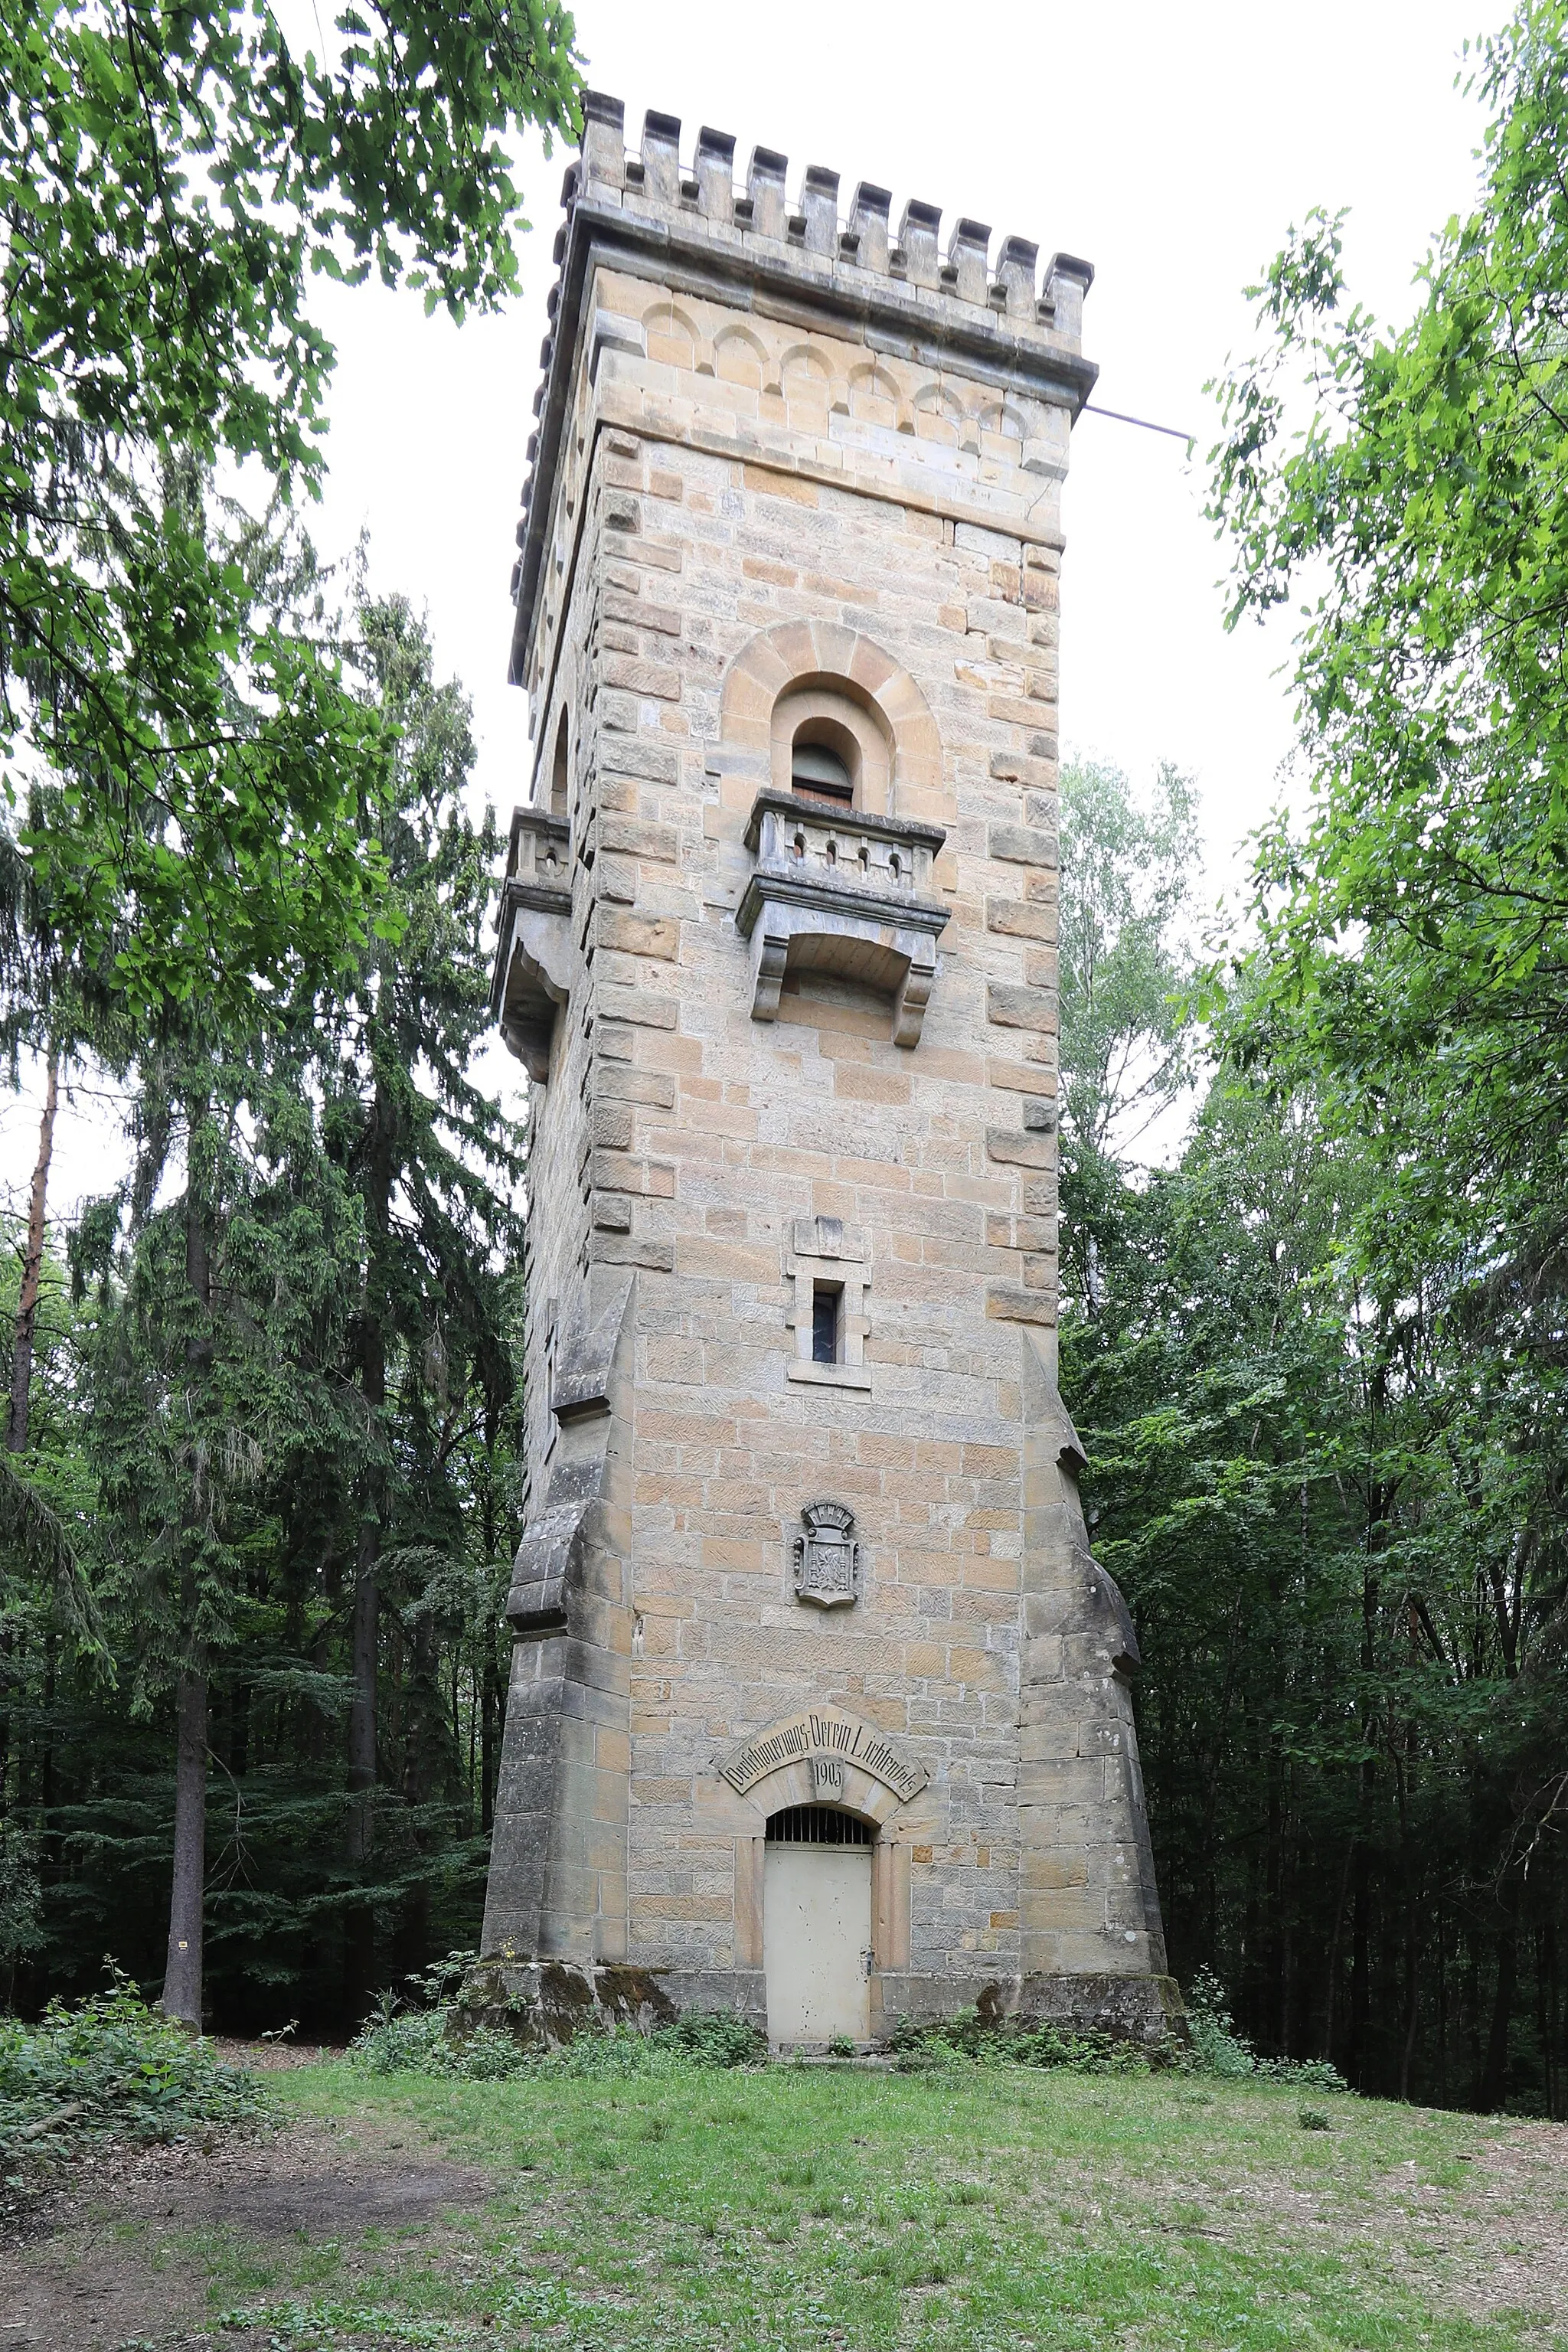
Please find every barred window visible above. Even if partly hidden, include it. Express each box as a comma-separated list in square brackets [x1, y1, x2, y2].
[766, 1805, 873, 1847]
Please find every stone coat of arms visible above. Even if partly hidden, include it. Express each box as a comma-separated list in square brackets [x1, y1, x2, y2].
[792, 1500, 861, 1608]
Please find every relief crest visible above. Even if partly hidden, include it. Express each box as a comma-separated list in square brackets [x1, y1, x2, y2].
[792, 1498, 861, 1609]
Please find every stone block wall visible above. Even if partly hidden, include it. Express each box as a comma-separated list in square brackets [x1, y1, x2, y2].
[481, 97, 1178, 2038]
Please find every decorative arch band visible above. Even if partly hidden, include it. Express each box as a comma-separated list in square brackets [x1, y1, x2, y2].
[718, 618, 945, 819]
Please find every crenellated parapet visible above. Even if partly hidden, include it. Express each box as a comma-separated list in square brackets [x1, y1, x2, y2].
[572, 95, 1092, 332]
[508, 92, 1096, 683]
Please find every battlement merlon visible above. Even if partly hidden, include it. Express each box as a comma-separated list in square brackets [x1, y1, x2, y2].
[507, 91, 1097, 684]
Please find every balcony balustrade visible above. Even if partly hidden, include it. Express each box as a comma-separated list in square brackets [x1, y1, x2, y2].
[736, 789, 949, 1046]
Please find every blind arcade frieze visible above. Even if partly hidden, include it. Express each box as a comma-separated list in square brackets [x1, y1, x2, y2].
[717, 1709, 929, 1804]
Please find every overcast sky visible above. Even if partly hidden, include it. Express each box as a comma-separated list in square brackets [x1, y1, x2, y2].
[1, 0, 1515, 1218]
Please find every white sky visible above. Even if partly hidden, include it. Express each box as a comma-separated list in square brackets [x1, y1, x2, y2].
[0, 0, 1512, 1218]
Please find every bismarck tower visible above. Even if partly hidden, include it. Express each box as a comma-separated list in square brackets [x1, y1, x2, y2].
[479, 94, 1179, 2047]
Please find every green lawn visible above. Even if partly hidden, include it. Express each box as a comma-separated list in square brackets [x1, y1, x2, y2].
[186, 2058, 1568, 2350]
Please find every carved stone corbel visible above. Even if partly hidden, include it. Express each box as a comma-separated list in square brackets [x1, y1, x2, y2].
[492, 808, 573, 1083]
[750, 923, 791, 1023]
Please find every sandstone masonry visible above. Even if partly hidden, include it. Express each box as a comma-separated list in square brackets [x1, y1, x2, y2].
[479, 94, 1181, 2046]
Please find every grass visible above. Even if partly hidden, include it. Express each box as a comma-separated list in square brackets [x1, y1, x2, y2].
[165, 2056, 1566, 2350]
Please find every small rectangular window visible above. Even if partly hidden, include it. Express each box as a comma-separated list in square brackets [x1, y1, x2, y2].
[812, 1282, 843, 1364]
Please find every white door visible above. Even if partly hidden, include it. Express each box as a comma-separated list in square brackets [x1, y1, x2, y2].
[763, 1845, 871, 2045]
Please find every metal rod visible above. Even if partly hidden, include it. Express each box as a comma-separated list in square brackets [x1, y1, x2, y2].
[1083, 402, 1196, 443]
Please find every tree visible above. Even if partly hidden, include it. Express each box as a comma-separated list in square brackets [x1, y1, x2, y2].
[1206, 0, 1568, 1294]
[1198, 0, 1568, 2099]
[0, 0, 575, 2024]
[1067, 1032, 1568, 2109]
[1055, 755, 1200, 1332]
[0, 0, 579, 1016]
[79, 1022, 362, 2024]
[1057, 756, 1199, 1162]
[1045, 726, 1566, 2106]
[322, 593, 525, 2007]
[51, 593, 524, 2031]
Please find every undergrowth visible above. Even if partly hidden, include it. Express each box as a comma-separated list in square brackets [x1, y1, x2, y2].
[1180, 1967, 1347, 2091]
[887, 1982, 1345, 2085]
[888, 2013, 1153, 2074]
[346, 1952, 1348, 2092]
[0, 1967, 266, 2182]
[348, 1954, 766, 2079]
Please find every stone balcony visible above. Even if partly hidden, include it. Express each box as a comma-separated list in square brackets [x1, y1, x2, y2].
[736, 790, 949, 1047]
[492, 808, 573, 1082]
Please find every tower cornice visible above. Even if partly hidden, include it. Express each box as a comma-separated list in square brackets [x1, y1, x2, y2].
[508, 96, 1097, 684]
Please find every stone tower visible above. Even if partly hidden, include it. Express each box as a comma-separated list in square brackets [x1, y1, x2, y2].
[479, 93, 1179, 2047]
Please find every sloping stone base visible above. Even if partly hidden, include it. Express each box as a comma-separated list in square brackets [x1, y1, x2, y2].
[874, 1970, 1185, 2046]
[462, 1959, 1184, 2050]
[461, 1960, 768, 2047]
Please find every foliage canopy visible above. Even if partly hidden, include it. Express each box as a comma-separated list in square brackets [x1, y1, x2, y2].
[1207, 0, 1568, 1287]
[0, 0, 578, 1014]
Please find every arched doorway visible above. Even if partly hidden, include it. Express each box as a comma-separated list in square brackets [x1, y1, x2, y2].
[763, 1805, 874, 2046]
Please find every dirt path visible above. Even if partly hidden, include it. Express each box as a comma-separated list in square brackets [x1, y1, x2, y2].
[0, 2110, 491, 2351]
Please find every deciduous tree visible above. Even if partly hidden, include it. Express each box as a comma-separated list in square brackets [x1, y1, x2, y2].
[0, 0, 579, 1015]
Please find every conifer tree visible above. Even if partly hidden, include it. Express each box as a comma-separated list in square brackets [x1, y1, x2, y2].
[79, 1021, 361, 2025]
[322, 594, 526, 2007]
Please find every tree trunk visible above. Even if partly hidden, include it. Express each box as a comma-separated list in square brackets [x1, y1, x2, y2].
[1481, 1889, 1518, 2112]
[346, 1517, 380, 1865]
[394, 1602, 440, 1982]
[481, 1633, 500, 1837]
[38, 1628, 56, 1871]
[479, 1421, 501, 1838]
[1543, 1913, 1560, 2123]
[1349, 1835, 1370, 2088]
[162, 1668, 208, 2027]
[163, 1123, 213, 2028]
[343, 1517, 380, 2028]
[347, 1057, 392, 1862]
[1400, 1901, 1421, 2102]
[345, 1063, 394, 2027]
[1437, 1900, 1449, 2107]
[8, 1043, 58, 1455]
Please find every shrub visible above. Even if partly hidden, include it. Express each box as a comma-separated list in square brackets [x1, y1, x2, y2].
[0, 1968, 266, 2179]
[889, 2010, 1152, 2075]
[1181, 1968, 1349, 2092]
[663, 2011, 767, 2068]
[347, 1962, 766, 2081]
[1181, 1968, 1259, 2079]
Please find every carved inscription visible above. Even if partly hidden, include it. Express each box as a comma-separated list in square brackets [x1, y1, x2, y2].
[719, 1708, 928, 1802]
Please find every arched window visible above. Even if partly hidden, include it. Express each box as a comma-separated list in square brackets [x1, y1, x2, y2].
[790, 733, 854, 808]
[772, 686, 888, 815]
[548, 711, 569, 818]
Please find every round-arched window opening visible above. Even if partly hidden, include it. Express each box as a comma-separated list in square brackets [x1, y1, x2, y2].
[766, 1804, 874, 1847]
[791, 737, 854, 809]
[548, 710, 570, 818]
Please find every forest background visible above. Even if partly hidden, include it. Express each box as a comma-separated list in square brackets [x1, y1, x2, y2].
[0, 0, 1565, 2123]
